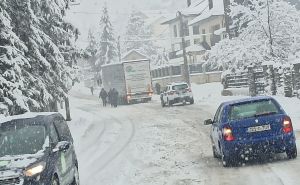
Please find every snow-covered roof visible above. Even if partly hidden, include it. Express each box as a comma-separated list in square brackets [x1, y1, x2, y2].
[161, 0, 207, 25]
[0, 112, 59, 124]
[181, 0, 208, 15]
[214, 27, 226, 35]
[189, 0, 224, 26]
[122, 49, 149, 61]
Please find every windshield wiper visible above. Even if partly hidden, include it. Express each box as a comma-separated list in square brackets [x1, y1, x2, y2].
[254, 111, 277, 117]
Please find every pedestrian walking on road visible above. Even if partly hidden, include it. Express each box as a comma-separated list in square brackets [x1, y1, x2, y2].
[99, 88, 108, 107]
[90, 86, 94, 95]
[108, 88, 113, 107]
[111, 88, 119, 108]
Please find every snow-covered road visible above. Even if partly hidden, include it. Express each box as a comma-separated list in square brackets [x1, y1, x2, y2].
[67, 85, 300, 185]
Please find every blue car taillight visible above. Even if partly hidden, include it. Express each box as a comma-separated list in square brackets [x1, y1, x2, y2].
[223, 126, 235, 141]
[283, 116, 293, 134]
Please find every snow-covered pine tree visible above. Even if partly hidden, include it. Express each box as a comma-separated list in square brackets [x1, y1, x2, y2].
[38, 0, 80, 109]
[85, 28, 98, 70]
[96, 4, 117, 67]
[86, 29, 98, 58]
[0, 0, 37, 115]
[125, 10, 157, 60]
[3, 0, 79, 114]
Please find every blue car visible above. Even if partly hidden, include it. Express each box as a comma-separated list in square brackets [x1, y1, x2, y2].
[0, 112, 79, 185]
[204, 96, 297, 167]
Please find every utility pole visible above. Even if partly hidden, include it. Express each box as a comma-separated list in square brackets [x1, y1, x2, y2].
[223, 0, 232, 39]
[117, 36, 121, 62]
[177, 11, 190, 85]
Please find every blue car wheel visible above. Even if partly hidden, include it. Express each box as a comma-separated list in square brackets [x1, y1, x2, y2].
[286, 145, 297, 159]
[221, 147, 232, 167]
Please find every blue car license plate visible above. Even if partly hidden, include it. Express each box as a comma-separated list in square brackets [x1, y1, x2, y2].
[247, 124, 271, 133]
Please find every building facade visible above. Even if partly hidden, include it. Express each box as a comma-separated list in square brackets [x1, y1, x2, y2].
[162, 0, 226, 62]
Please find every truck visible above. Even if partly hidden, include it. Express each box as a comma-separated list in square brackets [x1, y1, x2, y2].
[101, 59, 153, 104]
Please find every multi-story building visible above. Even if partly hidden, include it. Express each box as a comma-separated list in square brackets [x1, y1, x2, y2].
[162, 0, 226, 62]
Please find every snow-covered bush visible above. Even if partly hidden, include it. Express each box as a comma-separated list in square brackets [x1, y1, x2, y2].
[207, 0, 300, 71]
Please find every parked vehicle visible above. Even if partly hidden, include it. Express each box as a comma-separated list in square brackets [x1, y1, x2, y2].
[204, 96, 297, 167]
[160, 82, 194, 107]
[102, 59, 153, 104]
[0, 112, 79, 185]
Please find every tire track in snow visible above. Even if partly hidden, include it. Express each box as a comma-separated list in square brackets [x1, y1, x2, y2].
[85, 115, 136, 183]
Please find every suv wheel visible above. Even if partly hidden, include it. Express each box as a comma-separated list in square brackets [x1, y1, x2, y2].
[71, 167, 80, 185]
[167, 99, 173, 107]
[190, 98, 194, 105]
[286, 146, 297, 159]
[51, 176, 59, 185]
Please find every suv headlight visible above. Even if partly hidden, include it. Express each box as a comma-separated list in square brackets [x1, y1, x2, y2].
[24, 162, 46, 177]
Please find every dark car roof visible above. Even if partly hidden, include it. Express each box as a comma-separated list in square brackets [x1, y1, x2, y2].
[0, 112, 63, 125]
[222, 96, 275, 107]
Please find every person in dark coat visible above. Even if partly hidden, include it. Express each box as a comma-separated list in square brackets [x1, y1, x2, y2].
[99, 88, 108, 107]
[111, 88, 119, 107]
[155, 83, 161, 94]
[108, 88, 113, 107]
[90, 86, 94, 95]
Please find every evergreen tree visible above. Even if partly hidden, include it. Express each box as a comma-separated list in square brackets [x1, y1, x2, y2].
[96, 4, 117, 67]
[1, 0, 79, 115]
[0, 0, 37, 115]
[125, 10, 157, 60]
[86, 29, 98, 58]
[85, 28, 98, 70]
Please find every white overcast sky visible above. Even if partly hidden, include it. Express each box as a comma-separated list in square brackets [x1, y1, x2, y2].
[66, 0, 186, 48]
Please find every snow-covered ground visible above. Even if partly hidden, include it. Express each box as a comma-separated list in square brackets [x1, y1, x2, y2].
[66, 82, 300, 185]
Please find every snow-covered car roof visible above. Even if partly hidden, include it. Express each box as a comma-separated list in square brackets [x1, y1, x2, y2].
[168, 82, 189, 86]
[0, 112, 62, 124]
[222, 96, 275, 106]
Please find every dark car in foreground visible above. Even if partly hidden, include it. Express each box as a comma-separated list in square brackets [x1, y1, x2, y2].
[204, 96, 297, 167]
[0, 112, 79, 185]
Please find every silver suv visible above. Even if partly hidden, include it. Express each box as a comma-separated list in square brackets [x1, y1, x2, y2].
[160, 82, 194, 107]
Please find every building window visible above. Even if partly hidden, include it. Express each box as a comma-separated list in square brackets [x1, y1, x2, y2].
[173, 25, 178, 37]
[193, 25, 200, 35]
[202, 29, 206, 42]
[194, 38, 201, 45]
[184, 22, 189, 36]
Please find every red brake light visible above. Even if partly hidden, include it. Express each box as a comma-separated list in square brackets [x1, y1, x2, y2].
[223, 127, 235, 141]
[283, 116, 293, 133]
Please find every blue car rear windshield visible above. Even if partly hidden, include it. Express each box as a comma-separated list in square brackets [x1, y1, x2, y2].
[229, 99, 279, 121]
